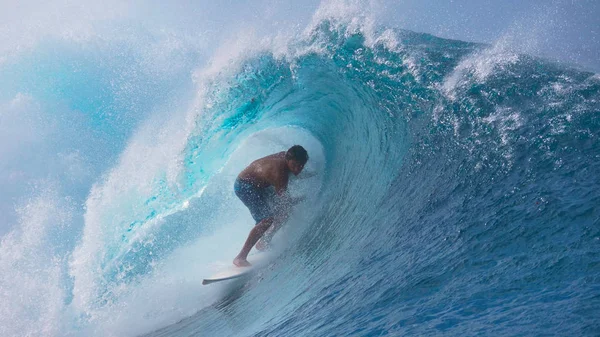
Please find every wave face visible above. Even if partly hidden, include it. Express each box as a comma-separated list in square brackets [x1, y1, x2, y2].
[1, 2, 599, 337]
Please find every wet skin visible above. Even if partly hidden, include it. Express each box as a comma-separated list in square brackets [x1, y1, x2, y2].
[233, 152, 305, 267]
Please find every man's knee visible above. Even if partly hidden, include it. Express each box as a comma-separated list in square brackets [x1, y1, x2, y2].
[256, 217, 274, 230]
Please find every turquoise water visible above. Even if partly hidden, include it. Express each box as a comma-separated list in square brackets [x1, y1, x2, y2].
[0, 3, 599, 337]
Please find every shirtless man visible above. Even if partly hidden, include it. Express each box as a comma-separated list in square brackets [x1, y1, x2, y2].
[233, 145, 309, 267]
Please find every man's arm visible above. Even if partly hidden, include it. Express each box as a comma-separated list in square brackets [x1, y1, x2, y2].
[273, 171, 289, 197]
[273, 172, 296, 216]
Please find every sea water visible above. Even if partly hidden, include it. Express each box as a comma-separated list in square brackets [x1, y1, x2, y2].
[0, 1, 598, 336]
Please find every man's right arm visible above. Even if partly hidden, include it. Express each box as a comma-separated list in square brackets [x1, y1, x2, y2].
[274, 172, 295, 215]
[273, 171, 289, 197]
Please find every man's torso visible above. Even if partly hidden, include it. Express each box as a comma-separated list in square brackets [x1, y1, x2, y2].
[237, 152, 286, 189]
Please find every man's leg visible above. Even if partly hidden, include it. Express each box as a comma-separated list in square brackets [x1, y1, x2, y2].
[256, 198, 295, 251]
[255, 214, 287, 251]
[233, 217, 274, 267]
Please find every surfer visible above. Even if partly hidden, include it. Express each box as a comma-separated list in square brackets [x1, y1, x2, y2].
[233, 145, 309, 267]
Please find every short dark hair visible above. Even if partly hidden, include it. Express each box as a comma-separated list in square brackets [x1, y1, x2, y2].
[286, 145, 308, 164]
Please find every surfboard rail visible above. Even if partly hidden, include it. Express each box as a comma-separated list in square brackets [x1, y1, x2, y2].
[202, 269, 253, 285]
[202, 252, 272, 285]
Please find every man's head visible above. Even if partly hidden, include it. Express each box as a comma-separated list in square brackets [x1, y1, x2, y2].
[285, 145, 308, 175]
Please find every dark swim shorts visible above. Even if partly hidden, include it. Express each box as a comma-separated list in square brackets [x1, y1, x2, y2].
[234, 178, 275, 223]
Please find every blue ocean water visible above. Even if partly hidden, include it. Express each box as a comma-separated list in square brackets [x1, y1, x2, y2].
[0, 2, 599, 337]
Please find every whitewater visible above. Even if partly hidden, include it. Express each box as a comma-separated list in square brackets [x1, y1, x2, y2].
[0, 1, 598, 336]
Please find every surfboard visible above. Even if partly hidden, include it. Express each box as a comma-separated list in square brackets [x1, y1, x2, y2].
[202, 252, 272, 285]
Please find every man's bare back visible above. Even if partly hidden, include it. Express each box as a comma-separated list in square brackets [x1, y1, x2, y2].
[237, 152, 289, 195]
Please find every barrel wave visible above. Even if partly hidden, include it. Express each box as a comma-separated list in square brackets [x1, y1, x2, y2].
[0, 2, 599, 337]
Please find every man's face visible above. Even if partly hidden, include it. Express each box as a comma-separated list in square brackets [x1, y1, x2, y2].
[288, 159, 305, 176]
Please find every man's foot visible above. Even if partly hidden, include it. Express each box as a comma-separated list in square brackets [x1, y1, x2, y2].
[233, 256, 251, 267]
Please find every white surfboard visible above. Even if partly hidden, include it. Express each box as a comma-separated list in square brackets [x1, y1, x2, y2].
[202, 252, 273, 285]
